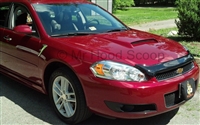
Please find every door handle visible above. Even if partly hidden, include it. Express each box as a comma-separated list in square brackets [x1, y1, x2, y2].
[3, 35, 12, 41]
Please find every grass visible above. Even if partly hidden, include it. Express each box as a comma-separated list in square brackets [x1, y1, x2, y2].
[149, 27, 200, 58]
[148, 27, 178, 36]
[114, 7, 177, 26]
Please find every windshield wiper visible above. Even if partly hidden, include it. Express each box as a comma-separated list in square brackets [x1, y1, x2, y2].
[106, 28, 128, 33]
[51, 32, 97, 37]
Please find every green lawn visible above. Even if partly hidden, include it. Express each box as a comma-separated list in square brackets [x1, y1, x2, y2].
[149, 27, 200, 58]
[114, 7, 177, 26]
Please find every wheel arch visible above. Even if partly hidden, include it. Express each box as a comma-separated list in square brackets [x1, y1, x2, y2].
[43, 61, 80, 95]
[45, 61, 92, 123]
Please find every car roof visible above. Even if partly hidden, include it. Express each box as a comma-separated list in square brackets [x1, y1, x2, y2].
[0, 0, 89, 4]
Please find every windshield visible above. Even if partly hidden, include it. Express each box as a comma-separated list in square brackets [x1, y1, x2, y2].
[33, 3, 127, 36]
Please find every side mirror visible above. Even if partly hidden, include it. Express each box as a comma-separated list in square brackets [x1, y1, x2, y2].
[13, 25, 35, 34]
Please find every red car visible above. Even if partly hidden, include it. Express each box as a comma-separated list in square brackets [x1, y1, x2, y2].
[0, 0, 199, 124]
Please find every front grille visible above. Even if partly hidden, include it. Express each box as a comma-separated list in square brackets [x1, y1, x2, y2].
[164, 90, 183, 107]
[155, 62, 194, 81]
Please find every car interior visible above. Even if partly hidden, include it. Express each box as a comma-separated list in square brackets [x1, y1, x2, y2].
[0, 9, 9, 26]
[38, 10, 80, 35]
[15, 12, 28, 26]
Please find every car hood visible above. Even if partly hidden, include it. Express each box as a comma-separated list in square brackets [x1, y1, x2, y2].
[55, 29, 188, 66]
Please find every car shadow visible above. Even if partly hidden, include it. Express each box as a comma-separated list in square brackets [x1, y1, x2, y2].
[0, 74, 178, 125]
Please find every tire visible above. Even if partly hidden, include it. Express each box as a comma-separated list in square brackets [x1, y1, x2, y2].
[48, 67, 92, 124]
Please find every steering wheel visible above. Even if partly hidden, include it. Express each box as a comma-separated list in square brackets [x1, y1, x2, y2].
[88, 19, 100, 25]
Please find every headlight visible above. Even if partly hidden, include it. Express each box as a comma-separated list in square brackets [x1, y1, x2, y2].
[90, 61, 146, 82]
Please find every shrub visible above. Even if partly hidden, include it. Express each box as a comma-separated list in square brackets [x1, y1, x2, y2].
[113, 0, 135, 13]
[175, 0, 200, 40]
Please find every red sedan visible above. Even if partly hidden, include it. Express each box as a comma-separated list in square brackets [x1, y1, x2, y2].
[0, 0, 199, 124]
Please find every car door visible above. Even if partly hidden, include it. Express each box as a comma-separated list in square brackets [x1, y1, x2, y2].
[0, 3, 11, 66]
[1, 3, 42, 85]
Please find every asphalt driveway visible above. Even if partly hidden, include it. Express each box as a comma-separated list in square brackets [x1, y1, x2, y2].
[0, 73, 199, 125]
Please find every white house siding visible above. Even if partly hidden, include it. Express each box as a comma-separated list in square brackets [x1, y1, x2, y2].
[91, 0, 113, 13]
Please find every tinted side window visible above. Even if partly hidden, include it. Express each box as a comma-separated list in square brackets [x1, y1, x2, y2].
[0, 4, 11, 27]
[11, 4, 38, 37]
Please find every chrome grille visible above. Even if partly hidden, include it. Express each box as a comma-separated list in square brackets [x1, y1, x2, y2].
[155, 62, 194, 81]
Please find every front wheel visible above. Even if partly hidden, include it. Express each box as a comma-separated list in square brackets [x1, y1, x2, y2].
[48, 68, 91, 124]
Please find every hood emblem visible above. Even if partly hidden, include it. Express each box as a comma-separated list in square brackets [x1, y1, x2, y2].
[176, 68, 183, 74]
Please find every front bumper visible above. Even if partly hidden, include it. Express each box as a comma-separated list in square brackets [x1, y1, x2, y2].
[82, 62, 199, 119]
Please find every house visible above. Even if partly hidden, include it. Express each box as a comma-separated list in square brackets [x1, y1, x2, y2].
[91, 0, 113, 13]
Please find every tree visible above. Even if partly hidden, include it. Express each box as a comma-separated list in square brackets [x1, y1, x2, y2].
[113, 0, 135, 12]
[175, 0, 200, 40]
